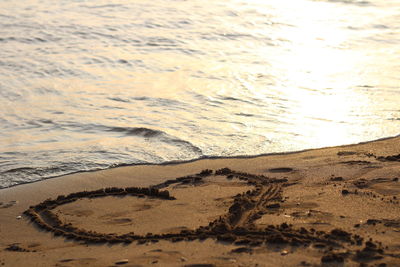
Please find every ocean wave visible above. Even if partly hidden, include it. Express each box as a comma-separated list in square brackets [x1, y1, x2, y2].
[0, 124, 203, 188]
[0, 162, 110, 189]
[108, 97, 131, 103]
[105, 126, 203, 155]
[327, 0, 371, 6]
[81, 4, 124, 9]
[107, 126, 164, 138]
[167, 138, 203, 155]
[0, 37, 45, 43]
[312, 0, 371, 6]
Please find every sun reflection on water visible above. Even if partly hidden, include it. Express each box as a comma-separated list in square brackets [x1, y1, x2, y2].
[0, 0, 399, 186]
[245, 0, 385, 147]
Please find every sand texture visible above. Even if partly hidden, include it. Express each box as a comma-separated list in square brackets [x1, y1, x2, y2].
[1, 136, 400, 266]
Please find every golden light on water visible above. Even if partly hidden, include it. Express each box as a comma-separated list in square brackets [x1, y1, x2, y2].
[1, 0, 399, 187]
[243, 0, 380, 147]
[22, 0, 399, 152]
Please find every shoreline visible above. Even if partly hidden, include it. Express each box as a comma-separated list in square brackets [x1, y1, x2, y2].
[3, 133, 399, 190]
[1, 136, 400, 266]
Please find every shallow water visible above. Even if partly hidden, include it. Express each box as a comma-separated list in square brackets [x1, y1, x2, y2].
[0, 0, 399, 188]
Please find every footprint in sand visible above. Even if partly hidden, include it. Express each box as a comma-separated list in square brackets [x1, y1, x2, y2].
[267, 167, 294, 173]
[337, 151, 358, 156]
[58, 258, 97, 265]
[106, 218, 133, 225]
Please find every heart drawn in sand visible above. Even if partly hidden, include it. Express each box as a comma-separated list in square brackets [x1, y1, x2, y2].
[24, 168, 386, 264]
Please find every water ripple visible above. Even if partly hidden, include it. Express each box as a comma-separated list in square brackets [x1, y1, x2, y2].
[0, 0, 399, 188]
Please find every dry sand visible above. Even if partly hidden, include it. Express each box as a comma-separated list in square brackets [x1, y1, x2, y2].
[1, 136, 400, 267]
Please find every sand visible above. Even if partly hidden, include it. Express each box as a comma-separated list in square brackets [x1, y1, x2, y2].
[1, 136, 400, 267]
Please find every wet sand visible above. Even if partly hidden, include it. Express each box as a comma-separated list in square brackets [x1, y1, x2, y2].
[1, 136, 400, 266]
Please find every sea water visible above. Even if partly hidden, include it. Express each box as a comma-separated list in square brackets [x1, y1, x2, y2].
[0, 0, 399, 188]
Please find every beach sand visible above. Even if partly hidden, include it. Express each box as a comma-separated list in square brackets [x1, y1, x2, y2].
[1, 137, 400, 267]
